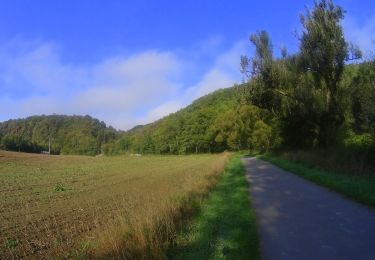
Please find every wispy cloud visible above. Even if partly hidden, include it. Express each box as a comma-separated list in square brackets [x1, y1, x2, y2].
[142, 41, 246, 124]
[0, 39, 244, 130]
[344, 14, 375, 57]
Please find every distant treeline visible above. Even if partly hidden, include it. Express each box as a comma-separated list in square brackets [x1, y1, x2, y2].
[0, 115, 118, 155]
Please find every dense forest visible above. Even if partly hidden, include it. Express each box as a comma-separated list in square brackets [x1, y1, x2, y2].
[1, 0, 374, 160]
[0, 115, 118, 155]
[102, 87, 278, 155]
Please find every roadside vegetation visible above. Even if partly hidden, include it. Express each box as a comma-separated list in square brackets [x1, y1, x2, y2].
[170, 155, 260, 260]
[273, 148, 375, 177]
[260, 154, 375, 208]
[0, 150, 229, 258]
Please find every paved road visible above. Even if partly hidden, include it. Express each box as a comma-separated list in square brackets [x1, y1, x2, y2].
[242, 157, 375, 260]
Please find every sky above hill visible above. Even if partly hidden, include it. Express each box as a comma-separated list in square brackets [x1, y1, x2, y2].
[0, 0, 374, 130]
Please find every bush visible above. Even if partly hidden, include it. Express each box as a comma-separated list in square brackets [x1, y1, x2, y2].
[101, 142, 115, 155]
[278, 146, 375, 177]
[249, 120, 272, 152]
[344, 133, 374, 148]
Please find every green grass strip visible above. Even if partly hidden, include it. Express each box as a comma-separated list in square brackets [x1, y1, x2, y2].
[169, 155, 260, 260]
[260, 154, 375, 208]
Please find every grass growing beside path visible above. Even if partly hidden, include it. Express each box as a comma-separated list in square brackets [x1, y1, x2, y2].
[169, 155, 260, 260]
[260, 154, 375, 208]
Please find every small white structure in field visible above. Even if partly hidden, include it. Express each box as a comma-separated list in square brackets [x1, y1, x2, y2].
[41, 136, 51, 154]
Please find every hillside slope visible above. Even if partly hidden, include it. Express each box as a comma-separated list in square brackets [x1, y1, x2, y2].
[104, 86, 275, 154]
[108, 87, 237, 154]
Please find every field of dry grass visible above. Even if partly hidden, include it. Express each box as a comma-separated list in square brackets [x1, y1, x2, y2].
[0, 150, 229, 259]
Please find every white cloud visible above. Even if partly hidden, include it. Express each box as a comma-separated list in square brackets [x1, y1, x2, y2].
[0, 39, 244, 130]
[143, 100, 185, 123]
[185, 69, 236, 99]
[0, 42, 87, 96]
[75, 52, 182, 113]
[139, 41, 245, 125]
[344, 15, 375, 57]
[185, 41, 245, 99]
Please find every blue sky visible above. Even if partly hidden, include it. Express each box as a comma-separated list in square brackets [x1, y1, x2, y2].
[0, 0, 374, 129]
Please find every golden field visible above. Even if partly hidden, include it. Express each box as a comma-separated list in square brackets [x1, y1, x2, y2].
[0, 150, 229, 259]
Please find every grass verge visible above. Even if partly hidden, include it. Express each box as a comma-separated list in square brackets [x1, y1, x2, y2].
[169, 155, 260, 260]
[260, 154, 375, 208]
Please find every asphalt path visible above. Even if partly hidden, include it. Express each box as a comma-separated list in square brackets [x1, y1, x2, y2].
[242, 157, 375, 260]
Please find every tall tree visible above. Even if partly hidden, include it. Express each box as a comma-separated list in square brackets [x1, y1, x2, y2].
[241, 31, 282, 114]
[299, 0, 349, 145]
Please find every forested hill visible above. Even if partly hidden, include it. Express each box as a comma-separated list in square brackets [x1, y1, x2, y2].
[0, 115, 118, 155]
[102, 87, 238, 154]
[102, 86, 278, 155]
[0, 87, 270, 156]
[126, 87, 237, 136]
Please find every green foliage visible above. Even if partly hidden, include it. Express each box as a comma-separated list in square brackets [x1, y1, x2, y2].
[5, 238, 19, 249]
[170, 155, 260, 259]
[351, 61, 375, 137]
[300, 0, 347, 92]
[0, 115, 118, 155]
[242, 31, 282, 113]
[261, 154, 375, 208]
[240, 0, 369, 149]
[211, 105, 278, 152]
[300, 0, 350, 146]
[344, 133, 374, 148]
[250, 120, 273, 152]
[112, 88, 241, 154]
[53, 183, 66, 192]
[101, 142, 116, 155]
[107, 88, 280, 155]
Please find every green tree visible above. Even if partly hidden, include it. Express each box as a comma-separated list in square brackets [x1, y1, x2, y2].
[0, 115, 117, 155]
[299, 0, 349, 146]
[351, 61, 375, 137]
[242, 31, 282, 113]
[249, 120, 273, 152]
